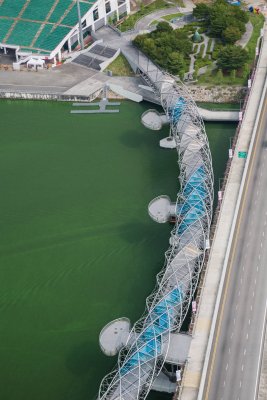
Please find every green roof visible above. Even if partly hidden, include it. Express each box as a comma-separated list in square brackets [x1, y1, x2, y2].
[0, 0, 97, 54]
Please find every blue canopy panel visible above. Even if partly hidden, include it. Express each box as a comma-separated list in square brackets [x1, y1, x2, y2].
[183, 166, 208, 199]
[153, 288, 183, 315]
[168, 97, 186, 124]
[177, 205, 206, 235]
[120, 338, 161, 376]
[179, 193, 206, 216]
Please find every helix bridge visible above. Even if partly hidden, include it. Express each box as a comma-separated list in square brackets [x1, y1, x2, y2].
[98, 72, 214, 400]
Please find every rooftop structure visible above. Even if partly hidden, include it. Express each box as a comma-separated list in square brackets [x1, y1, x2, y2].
[0, 0, 130, 62]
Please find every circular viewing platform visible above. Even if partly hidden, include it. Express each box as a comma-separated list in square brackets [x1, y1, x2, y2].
[99, 318, 131, 356]
[148, 195, 176, 223]
[141, 109, 169, 130]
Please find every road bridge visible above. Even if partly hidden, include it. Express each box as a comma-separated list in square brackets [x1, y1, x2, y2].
[202, 84, 267, 400]
[179, 20, 267, 400]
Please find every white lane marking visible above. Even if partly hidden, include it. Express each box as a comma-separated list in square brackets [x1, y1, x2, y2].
[253, 298, 267, 400]
[258, 254, 261, 260]
[261, 242, 263, 248]
[242, 364, 244, 372]
[240, 381, 242, 388]
[263, 231, 265, 237]
[238, 290, 240, 297]
[226, 363, 228, 371]
[246, 333, 249, 340]
[234, 318, 236, 325]
[255, 279, 257, 285]
[253, 291, 255, 297]
[228, 347, 231, 354]
[251, 304, 253, 311]
[257, 265, 259, 272]
[242, 265, 245, 271]
[223, 380, 226, 387]
[244, 348, 247, 356]
[236, 304, 238, 310]
[231, 331, 234, 339]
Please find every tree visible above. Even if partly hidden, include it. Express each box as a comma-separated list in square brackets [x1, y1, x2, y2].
[222, 26, 242, 44]
[230, 69, 236, 80]
[156, 21, 173, 33]
[167, 52, 185, 75]
[193, 4, 211, 21]
[216, 68, 223, 82]
[217, 45, 248, 70]
[210, 13, 228, 37]
[231, 6, 249, 24]
[142, 38, 157, 57]
[242, 63, 250, 79]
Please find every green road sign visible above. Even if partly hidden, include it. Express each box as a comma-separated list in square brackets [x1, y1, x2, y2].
[238, 151, 247, 159]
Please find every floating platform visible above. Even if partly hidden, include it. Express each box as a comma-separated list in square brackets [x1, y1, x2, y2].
[71, 109, 119, 113]
[71, 99, 120, 114]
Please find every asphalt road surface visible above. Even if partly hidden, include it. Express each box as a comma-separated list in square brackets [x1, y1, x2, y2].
[202, 94, 267, 400]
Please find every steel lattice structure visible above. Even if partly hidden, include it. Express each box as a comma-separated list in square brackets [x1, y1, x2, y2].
[98, 65, 214, 400]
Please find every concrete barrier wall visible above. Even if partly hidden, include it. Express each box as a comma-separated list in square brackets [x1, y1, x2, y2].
[0, 90, 102, 102]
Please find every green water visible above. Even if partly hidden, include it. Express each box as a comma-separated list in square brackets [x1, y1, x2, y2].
[0, 100, 236, 400]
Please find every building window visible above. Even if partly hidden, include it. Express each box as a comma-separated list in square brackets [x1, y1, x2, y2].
[93, 8, 99, 21]
[105, 1, 111, 14]
[118, 0, 125, 5]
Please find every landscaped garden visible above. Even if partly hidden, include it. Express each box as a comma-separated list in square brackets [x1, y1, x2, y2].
[132, 0, 264, 84]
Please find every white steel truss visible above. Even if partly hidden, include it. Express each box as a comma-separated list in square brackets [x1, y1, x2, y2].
[98, 60, 214, 400]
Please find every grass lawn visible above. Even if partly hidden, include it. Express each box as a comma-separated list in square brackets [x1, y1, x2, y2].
[197, 102, 240, 110]
[105, 54, 135, 76]
[245, 13, 265, 64]
[162, 12, 183, 21]
[117, 0, 171, 32]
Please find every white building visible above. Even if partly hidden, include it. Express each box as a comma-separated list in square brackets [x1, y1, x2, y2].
[0, 0, 130, 65]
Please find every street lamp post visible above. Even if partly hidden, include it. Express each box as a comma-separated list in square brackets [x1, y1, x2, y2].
[77, 0, 84, 50]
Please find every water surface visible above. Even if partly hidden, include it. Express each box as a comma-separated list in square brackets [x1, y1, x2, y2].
[0, 100, 236, 400]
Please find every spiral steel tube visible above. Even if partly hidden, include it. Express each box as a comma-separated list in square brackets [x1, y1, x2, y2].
[98, 75, 214, 400]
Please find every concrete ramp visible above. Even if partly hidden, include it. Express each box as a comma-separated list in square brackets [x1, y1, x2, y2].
[198, 106, 239, 122]
[108, 83, 143, 102]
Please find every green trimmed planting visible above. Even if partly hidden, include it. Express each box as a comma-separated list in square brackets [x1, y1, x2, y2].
[162, 12, 183, 22]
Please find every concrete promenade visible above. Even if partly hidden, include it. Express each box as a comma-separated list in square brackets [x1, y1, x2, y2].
[178, 19, 267, 400]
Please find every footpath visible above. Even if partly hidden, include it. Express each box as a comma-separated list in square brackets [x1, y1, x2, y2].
[178, 19, 267, 400]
